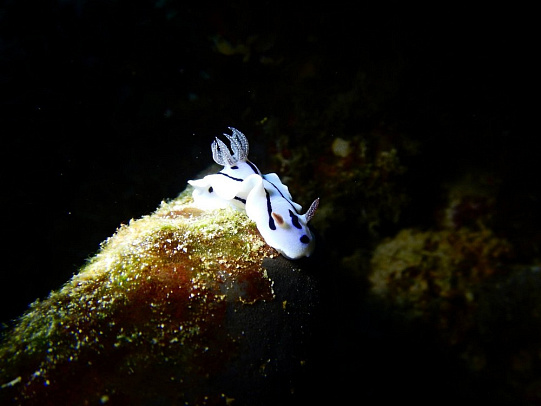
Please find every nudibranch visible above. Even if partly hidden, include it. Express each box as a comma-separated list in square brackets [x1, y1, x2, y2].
[188, 127, 319, 259]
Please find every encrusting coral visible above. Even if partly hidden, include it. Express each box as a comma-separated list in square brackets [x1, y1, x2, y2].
[0, 189, 319, 405]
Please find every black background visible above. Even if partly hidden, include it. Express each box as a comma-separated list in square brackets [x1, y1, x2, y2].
[0, 2, 532, 402]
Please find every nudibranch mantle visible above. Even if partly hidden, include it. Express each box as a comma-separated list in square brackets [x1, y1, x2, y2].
[188, 127, 319, 259]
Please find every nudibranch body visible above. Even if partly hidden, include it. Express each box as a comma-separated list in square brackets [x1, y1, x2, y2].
[188, 128, 319, 259]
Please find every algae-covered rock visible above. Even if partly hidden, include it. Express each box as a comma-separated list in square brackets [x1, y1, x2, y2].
[369, 227, 512, 338]
[0, 190, 320, 405]
[368, 227, 541, 402]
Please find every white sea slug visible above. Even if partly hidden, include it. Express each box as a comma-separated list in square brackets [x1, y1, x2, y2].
[188, 128, 319, 259]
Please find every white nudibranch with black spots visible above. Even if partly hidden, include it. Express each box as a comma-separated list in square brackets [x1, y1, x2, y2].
[188, 127, 319, 259]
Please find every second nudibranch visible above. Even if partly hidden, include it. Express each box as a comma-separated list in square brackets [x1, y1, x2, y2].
[188, 127, 319, 259]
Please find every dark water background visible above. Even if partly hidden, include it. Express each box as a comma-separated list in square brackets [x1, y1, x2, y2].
[0, 0, 526, 344]
[0, 2, 532, 403]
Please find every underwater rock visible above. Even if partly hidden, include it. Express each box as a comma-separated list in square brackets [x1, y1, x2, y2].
[0, 190, 320, 405]
[368, 227, 541, 402]
[369, 227, 512, 341]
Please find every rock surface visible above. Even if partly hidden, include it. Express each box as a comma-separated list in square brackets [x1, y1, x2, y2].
[0, 190, 320, 405]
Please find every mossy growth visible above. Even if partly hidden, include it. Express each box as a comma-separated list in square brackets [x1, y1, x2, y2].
[0, 189, 279, 405]
[369, 227, 512, 343]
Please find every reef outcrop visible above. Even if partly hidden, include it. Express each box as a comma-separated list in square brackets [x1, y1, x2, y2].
[0, 190, 320, 405]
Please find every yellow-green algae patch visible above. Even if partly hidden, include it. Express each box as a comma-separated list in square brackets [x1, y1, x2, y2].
[369, 227, 512, 344]
[0, 190, 278, 405]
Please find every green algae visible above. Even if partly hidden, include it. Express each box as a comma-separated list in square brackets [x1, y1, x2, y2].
[0, 189, 279, 405]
